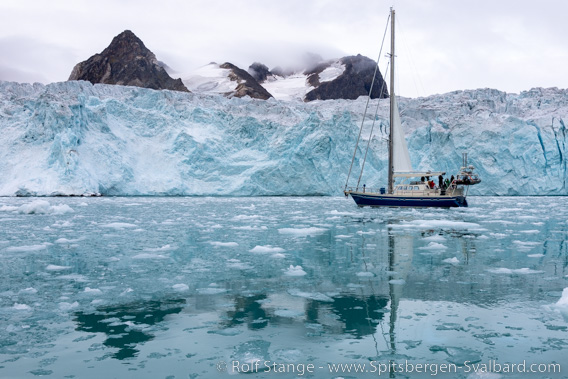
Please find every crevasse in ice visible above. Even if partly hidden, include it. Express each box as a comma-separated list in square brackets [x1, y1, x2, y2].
[0, 81, 566, 196]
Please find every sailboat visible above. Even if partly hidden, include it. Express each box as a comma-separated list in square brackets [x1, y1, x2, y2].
[344, 8, 480, 208]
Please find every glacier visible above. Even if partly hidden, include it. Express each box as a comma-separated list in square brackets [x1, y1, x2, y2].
[0, 80, 566, 196]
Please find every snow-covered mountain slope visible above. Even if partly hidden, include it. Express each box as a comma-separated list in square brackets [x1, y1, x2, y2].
[182, 62, 272, 100]
[0, 81, 566, 196]
[261, 74, 313, 102]
[259, 63, 346, 101]
[186, 55, 387, 102]
[183, 63, 237, 94]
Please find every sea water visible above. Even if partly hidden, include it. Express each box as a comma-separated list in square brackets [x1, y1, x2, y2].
[0, 196, 567, 378]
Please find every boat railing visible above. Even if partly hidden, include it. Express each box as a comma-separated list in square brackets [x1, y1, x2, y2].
[345, 186, 385, 194]
[346, 186, 465, 197]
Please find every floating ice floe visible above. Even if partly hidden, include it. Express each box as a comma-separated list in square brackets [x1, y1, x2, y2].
[390, 219, 484, 231]
[13, 303, 31, 310]
[288, 289, 333, 302]
[554, 287, 568, 322]
[46, 264, 71, 271]
[226, 259, 251, 270]
[144, 244, 175, 252]
[443, 257, 460, 264]
[172, 284, 189, 292]
[273, 309, 304, 318]
[284, 265, 307, 276]
[423, 235, 446, 242]
[102, 222, 138, 229]
[197, 287, 227, 295]
[489, 233, 508, 239]
[5, 244, 49, 253]
[278, 227, 327, 236]
[230, 340, 271, 373]
[487, 268, 544, 275]
[389, 279, 406, 285]
[132, 253, 168, 259]
[58, 301, 79, 311]
[210, 241, 239, 247]
[249, 245, 285, 254]
[7, 200, 75, 215]
[55, 237, 85, 244]
[419, 242, 448, 251]
[512, 240, 541, 246]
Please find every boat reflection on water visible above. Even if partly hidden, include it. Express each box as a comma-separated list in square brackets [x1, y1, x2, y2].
[74, 299, 185, 360]
[386, 234, 412, 358]
[218, 232, 414, 352]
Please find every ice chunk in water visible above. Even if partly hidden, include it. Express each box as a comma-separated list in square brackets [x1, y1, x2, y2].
[554, 287, 568, 322]
[420, 242, 448, 250]
[430, 345, 482, 365]
[443, 257, 460, 264]
[15, 200, 74, 215]
[249, 245, 285, 254]
[172, 284, 189, 292]
[5, 244, 48, 252]
[283, 265, 306, 276]
[278, 227, 327, 236]
[102, 222, 138, 229]
[288, 289, 333, 302]
[487, 268, 544, 275]
[230, 340, 271, 373]
[210, 241, 239, 247]
[13, 303, 32, 310]
[46, 264, 71, 271]
[132, 253, 168, 259]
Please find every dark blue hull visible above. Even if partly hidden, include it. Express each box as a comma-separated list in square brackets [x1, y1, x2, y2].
[350, 193, 468, 208]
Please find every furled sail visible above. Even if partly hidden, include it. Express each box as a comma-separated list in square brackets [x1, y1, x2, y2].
[391, 96, 412, 173]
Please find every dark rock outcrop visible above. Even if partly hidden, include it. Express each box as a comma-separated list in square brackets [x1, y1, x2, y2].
[220, 62, 272, 100]
[304, 55, 388, 101]
[68, 30, 188, 92]
[248, 62, 271, 83]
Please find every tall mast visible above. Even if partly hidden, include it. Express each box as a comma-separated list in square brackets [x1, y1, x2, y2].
[388, 8, 395, 194]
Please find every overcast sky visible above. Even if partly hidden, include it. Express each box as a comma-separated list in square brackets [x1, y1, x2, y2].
[1, 0, 566, 97]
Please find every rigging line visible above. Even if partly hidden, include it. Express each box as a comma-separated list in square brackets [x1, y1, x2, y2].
[344, 12, 391, 192]
[356, 62, 390, 189]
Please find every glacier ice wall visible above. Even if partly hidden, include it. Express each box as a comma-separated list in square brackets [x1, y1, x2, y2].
[0, 81, 566, 196]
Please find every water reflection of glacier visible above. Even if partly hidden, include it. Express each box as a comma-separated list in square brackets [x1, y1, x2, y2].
[0, 196, 566, 378]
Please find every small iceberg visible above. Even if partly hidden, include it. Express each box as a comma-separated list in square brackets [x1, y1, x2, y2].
[283, 265, 307, 276]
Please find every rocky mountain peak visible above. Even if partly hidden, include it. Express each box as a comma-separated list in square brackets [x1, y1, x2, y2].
[219, 62, 272, 100]
[303, 54, 389, 101]
[68, 30, 188, 92]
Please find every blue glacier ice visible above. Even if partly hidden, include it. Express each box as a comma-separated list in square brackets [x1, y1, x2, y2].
[0, 80, 567, 196]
